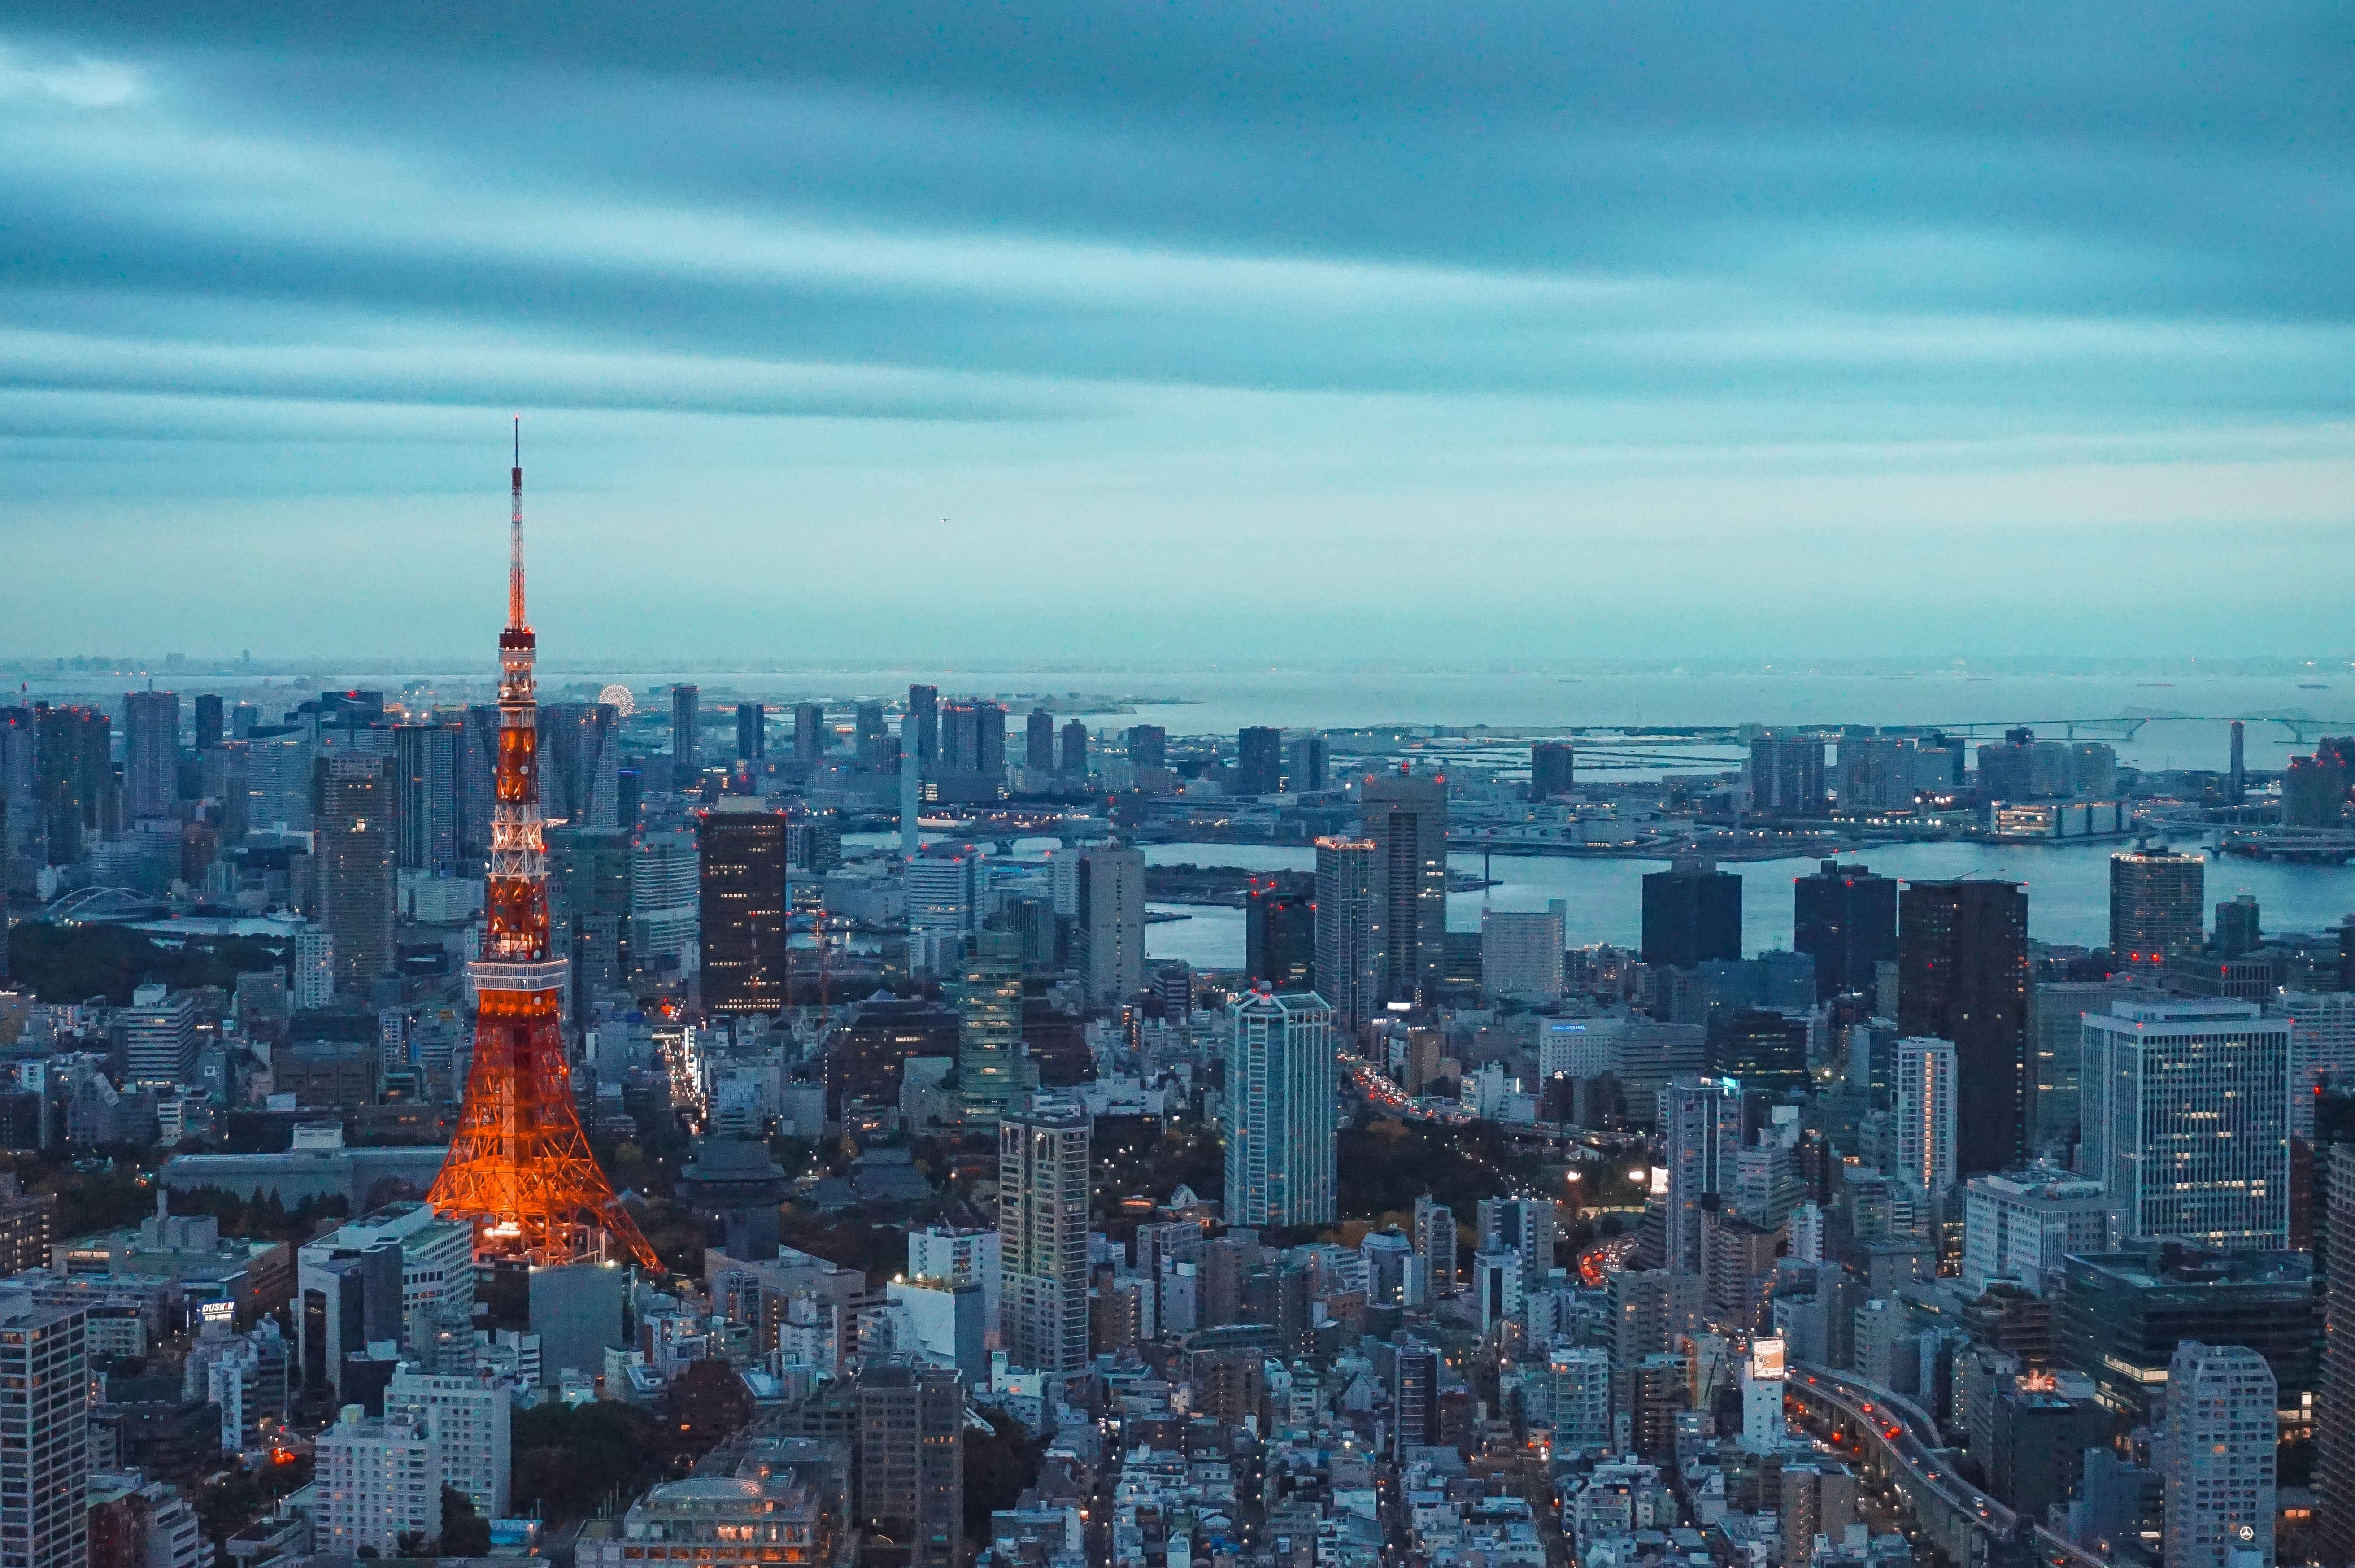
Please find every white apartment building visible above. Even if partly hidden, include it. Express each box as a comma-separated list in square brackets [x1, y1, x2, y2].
[1960, 1166, 2114, 1296]
[387, 1365, 512, 1517]
[314, 1407, 438, 1556]
[1481, 904, 1567, 1004]
[2081, 1000, 2291, 1250]
[2161, 1342, 2275, 1568]
[1892, 1037, 1958, 1198]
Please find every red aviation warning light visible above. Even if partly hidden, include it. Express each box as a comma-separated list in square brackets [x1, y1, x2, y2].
[427, 421, 657, 1270]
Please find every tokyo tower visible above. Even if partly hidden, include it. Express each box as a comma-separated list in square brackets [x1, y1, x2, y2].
[427, 422, 658, 1270]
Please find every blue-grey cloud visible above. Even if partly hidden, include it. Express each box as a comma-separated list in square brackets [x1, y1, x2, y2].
[1, 5, 2352, 659]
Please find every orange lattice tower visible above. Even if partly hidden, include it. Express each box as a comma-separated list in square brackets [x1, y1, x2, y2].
[427, 422, 658, 1270]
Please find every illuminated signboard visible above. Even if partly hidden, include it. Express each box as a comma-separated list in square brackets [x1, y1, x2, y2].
[1749, 1337, 1786, 1381]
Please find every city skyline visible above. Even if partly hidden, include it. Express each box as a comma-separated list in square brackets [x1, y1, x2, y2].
[5, 6, 2352, 659]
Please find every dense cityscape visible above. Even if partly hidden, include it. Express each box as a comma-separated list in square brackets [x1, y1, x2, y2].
[6, 5, 2349, 1568]
[4, 440, 2355, 1568]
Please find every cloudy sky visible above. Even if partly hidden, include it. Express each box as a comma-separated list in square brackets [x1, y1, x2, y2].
[5, 3, 2352, 663]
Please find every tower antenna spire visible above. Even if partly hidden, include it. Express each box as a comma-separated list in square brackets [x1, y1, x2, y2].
[509, 414, 526, 630]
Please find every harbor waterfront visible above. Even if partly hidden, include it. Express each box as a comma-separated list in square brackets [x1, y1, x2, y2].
[1142, 834, 2355, 970]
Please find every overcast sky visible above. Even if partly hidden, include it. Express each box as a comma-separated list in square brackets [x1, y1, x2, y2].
[5, 3, 2352, 663]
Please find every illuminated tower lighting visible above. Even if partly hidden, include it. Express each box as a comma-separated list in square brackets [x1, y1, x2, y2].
[427, 421, 657, 1269]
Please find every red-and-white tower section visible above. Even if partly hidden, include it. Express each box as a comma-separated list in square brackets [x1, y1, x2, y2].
[427, 422, 657, 1269]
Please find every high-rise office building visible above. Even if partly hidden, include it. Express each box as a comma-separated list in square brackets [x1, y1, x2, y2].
[1477, 1196, 1559, 1298]
[1641, 855, 1742, 967]
[853, 701, 887, 766]
[1899, 878, 2029, 1176]
[906, 851, 979, 939]
[2229, 719, 2247, 805]
[1286, 735, 1328, 793]
[1481, 904, 1566, 1003]
[2160, 1342, 2275, 1568]
[1224, 990, 1337, 1228]
[1960, 1167, 2113, 1297]
[2081, 999, 2290, 1250]
[792, 703, 824, 767]
[1026, 709, 1055, 771]
[2109, 849, 2204, 968]
[193, 693, 224, 754]
[1792, 859, 1897, 1000]
[1075, 846, 1145, 1003]
[2214, 893, 2260, 958]
[696, 801, 789, 1015]
[317, 754, 396, 997]
[1660, 1076, 1742, 1275]
[1245, 882, 1315, 991]
[2285, 989, 2355, 1137]
[628, 828, 700, 978]
[548, 828, 632, 997]
[122, 983, 198, 1086]
[457, 703, 500, 861]
[1748, 734, 1825, 817]
[733, 702, 764, 761]
[953, 929, 1028, 1127]
[1414, 1194, 1457, 1299]
[2320, 1146, 2355, 1564]
[392, 723, 461, 875]
[669, 685, 699, 790]
[1058, 719, 1087, 777]
[855, 1360, 965, 1568]
[122, 689, 180, 819]
[0, 1294, 89, 1568]
[1530, 741, 1575, 800]
[1236, 727, 1283, 796]
[1313, 836, 1381, 1029]
[1127, 725, 1166, 769]
[1891, 1037, 1958, 1199]
[539, 703, 619, 831]
[1361, 769, 1448, 1006]
[36, 705, 110, 863]
[907, 684, 939, 767]
[1000, 1096, 1089, 1373]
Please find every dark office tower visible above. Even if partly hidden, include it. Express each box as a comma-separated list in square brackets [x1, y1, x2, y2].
[908, 684, 940, 766]
[669, 684, 699, 790]
[1127, 725, 1167, 769]
[852, 701, 886, 764]
[548, 828, 631, 996]
[2229, 719, 2246, 805]
[2215, 895, 2260, 960]
[1026, 709, 1056, 771]
[1059, 719, 1087, 778]
[1236, 727, 1284, 797]
[457, 703, 501, 862]
[1361, 770, 1449, 1005]
[735, 702, 765, 761]
[792, 702, 825, 767]
[36, 706, 107, 864]
[1749, 735, 1826, 817]
[1286, 734, 1329, 793]
[121, 689, 179, 820]
[979, 704, 1007, 775]
[193, 694, 224, 754]
[391, 723, 461, 876]
[696, 801, 788, 1015]
[1640, 854, 1742, 967]
[318, 754, 396, 997]
[855, 1359, 965, 1568]
[1531, 741, 1576, 800]
[2322, 1146, 2355, 1565]
[1899, 878, 2029, 1176]
[539, 702, 620, 831]
[2109, 849, 2204, 968]
[1393, 1341, 1440, 1455]
[937, 703, 978, 772]
[1245, 882, 1316, 991]
[1793, 859, 1898, 1000]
